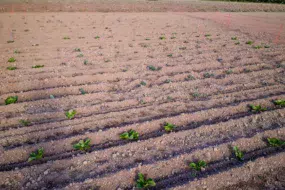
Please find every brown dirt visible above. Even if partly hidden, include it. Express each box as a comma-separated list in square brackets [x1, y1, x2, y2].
[0, 12, 285, 190]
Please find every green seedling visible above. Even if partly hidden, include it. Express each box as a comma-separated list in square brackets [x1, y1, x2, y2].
[264, 45, 270, 48]
[235, 41, 240, 45]
[167, 54, 173, 57]
[79, 88, 86, 95]
[205, 34, 211, 37]
[77, 54, 84, 58]
[5, 96, 18, 105]
[19, 119, 31, 126]
[73, 139, 91, 151]
[192, 92, 201, 98]
[28, 148, 44, 162]
[104, 59, 111, 63]
[273, 99, 285, 107]
[50, 95, 55, 99]
[243, 68, 251, 73]
[225, 69, 233, 75]
[32, 65, 44, 68]
[7, 66, 17, 70]
[65, 109, 76, 119]
[233, 146, 244, 161]
[8, 57, 16, 63]
[136, 173, 156, 189]
[246, 41, 254, 45]
[159, 36, 166, 40]
[63, 36, 70, 40]
[203, 72, 214, 78]
[74, 48, 81, 52]
[165, 79, 172, 83]
[120, 129, 139, 140]
[267, 138, 285, 147]
[94, 36, 100, 39]
[172, 32, 177, 35]
[185, 75, 195, 81]
[145, 38, 150, 40]
[14, 50, 20, 54]
[249, 104, 267, 113]
[140, 81, 147, 86]
[189, 160, 207, 171]
[164, 122, 176, 132]
[7, 40, 14, 43]
[231, 37, 237, 40]
[147, 65, 161, 71]
[253, 45, 262, 49]
[84, 60, 88, 65]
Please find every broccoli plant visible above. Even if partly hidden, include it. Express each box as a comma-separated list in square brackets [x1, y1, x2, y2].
[19, 119, 31, 126]
[159, 36, 166, 40]
[73, 139, 91, 151]
[7, 66, 17, 70]
[185, 74, 196, 81]
[246, 41, 254, 45]
[140, 81, 147, 86]
[5, 96, 18, 105]
[65, 109, 76, 119]
[77, 54, 84, 58]
[94, 36, 100, 39]
[205, 34, 211, 37]
[189, 160, 207, 171]
[231, 37, 237, 40]
[233, 146, 244, 161]
[203, 72, 214, 78]
[147, 65, 162, 71]
[8, 57, 16, 63]
[79, 88, 86, 95]
[63, 36, 70, 40]
[267, 138, 285, 147]
[273, 99, 285, 107]
[120, 129, 139, 140]
[7, 40, 14, 43]
[249, 104, 267, 113]
[28, 148, 44, 162]
[164, 122, 176, 132]
[253, 45, 262, 49]
[32, 65, 44, 68]
[136, 173, 156, 189]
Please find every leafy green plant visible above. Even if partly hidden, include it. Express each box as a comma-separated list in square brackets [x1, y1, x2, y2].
[63, 36, 70, 40]
[267, 138, 285, 147]
[77, 54, 84, 58]
[167, 54, 173, 57]
[120, 129, 139, 140]
[14, 50, 20, 54]
[249, 104, 267, 113]
[243, 68, 251, 73]
[231, 37, 237, 40]
[273, 99, 285, 107]
[94, 36, 100, 39]
[205, 34, 211, 37]
[8, 57, 16, 63]
[246, 41, 254, 45]
[74, 48, 81, 52]
[7, 66, 17, 70]
[225, 69, 233, 75]
[28, 148, 44, 162]
[164, 122, 176, 132]
[235, 41, 240, 45]
[159, 36, 166, 40]
[203, 72, 214, 78]
[79, 88, 86, 95]
[253, 45, 262, 49]
[185, 75, 195, 81]
[32, 65, 44, 68]
[136, 173, 156, 189]
[19, 119, 31, 126]
[104, 59, 111, 63]
[147, 65, 162, 71]
[73, 139, 91, 151]
[50, 95, 55, 99]
[164, 79, 172, 83]
[233, 146, 244, 161]
[5, 96, 18, 105]
[65, 109, 76, 119]
[145, 38, 150, 40]
[84, 60, 88, 65]
[7, 40, 14, 43]
[140, 81, 147, 86]
[189, 160, 207, 171]
[264, 45, 270, 48]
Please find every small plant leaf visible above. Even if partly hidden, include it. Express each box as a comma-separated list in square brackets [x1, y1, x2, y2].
[28, 148, 44, 162]
[5, 96, 18, 105]
[8, 57, 16, 62]
[164, 122, 176, 132]
[267, 138, 285, 147]
[249, 104, 267, 113]
[120, 130, 139, 140]
[189, 160, 207, 171]
[32, 65, 44, 68]
[65, 109, 76, 119]
[273, 99, 285, 107]
[7, 66, 17, 70]
[136, 173, 156, 189]
[19, 119, 31, 126]
[73, 138, 91, 151]
[233, 146, 244, 161]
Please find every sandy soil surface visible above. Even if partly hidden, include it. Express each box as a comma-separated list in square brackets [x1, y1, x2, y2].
[1, 0, 285, 12]
[0, 12, 285, 190]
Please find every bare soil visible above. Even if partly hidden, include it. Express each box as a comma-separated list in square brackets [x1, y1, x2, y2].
[0, 12, 285, 190]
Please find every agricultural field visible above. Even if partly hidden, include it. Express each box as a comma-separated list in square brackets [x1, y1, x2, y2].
[0, 11, 285, 190]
